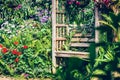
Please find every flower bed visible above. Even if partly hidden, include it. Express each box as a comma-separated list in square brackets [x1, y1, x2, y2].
[0, 0, 52, 79]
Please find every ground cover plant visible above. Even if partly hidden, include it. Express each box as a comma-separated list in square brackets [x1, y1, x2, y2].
[0, 0, 52, 79]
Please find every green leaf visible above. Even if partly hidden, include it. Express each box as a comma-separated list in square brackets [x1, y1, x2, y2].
[99, 21, 117, 32]
[93, 69, 106, 75]
[101, 14, 113, 23]
[0, 59, 14, 75]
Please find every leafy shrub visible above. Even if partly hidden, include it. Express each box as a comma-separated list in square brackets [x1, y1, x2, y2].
[0, 21, 52, 78]
[0, 0, 52, 78]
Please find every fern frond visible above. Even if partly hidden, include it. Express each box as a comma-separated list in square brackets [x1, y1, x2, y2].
[99, 20, 117, 32]
[101, 14, 113, 23]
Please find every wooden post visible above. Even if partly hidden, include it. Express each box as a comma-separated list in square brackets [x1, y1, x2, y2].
[52, 0, 56, 73]
[95, 6, 100, 43]
[95, 5, 100, 53]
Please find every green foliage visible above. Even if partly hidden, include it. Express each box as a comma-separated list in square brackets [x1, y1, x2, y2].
[0, 22, 52, 78]
[98, 12, 120, 42]
[54, 5, 120, 80]
[54, 57, 89, 80]
[0, 0, 52, 78]
[65, 0, 94, 26]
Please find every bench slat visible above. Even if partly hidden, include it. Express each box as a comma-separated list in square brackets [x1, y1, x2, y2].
[71, 38, 94, 42]
[70, 43, 90, 47]
[55, 51, 89, 58]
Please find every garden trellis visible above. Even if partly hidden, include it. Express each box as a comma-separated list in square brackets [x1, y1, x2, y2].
[52, 0, 100, 73]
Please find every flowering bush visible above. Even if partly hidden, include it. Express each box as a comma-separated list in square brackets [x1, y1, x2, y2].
[66, 0, 90, 8]
[0, 0, 52, 78]
[0, 23, 52, 78]
[65, 0, 93, 24]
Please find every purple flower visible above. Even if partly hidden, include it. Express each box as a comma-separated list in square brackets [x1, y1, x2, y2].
[24, 73, 29, 78]
[68, 1, 72, 4]
[40, 16, 49, 23]
[37, 12, 43, 17]
[49, 11, 51, 14]
[67, 0, 77, 5]
[43, 16, 49, 19]
[44, 9, 48, 13]
[41, 10, 45, 13]
[14, 4, 22, 10]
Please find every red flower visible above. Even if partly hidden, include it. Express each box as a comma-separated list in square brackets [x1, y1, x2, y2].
[11, 49, 18, 55]
[16, 52, 22, 56]
[13, 41, 19, 45]
[76, 1, 80, 5]
[11, 49, 22, 56]
[1, 47, 8, 54]
[15, 58, 19, 62]
[23, 45, 28, 49]
[0, 44, 3, 49]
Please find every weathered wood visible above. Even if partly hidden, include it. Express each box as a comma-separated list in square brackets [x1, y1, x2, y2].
[56, 24, 67, 27]
[55, 51, 89, 58]
[56, 0, 58, 11]
[52, 0, 56, 73]
[70, 43, 90, 47]
[73, 33, 92, 37]
[52, 0, 97, 73]
[95, 5, 100, 55]
[56, 11, 65, 14]
[71, 38, 94, 42]
[95, 6, 100, 43]
[56, 41, 58, 51]
[56, 37, 66, 41]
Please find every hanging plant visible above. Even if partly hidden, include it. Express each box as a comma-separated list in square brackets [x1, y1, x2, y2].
[65, 0, 90, 23]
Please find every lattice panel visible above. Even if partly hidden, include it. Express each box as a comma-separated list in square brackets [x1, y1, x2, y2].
[55, 0, 68, 51]
[52, 0, 99, 73]
[56, 25, 68, 50]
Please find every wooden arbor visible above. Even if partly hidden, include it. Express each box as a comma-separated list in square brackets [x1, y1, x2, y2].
[52, 0, 99, 73]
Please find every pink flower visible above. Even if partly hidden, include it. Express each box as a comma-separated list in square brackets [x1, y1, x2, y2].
[14, 4, 22, 10]
[68, 1, 72, 5]
[24, 74, 29, 78]
[76, 1, 80, 5]
[103, 0, 109, 5]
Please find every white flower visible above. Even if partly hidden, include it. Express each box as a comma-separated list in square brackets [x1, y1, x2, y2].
[7, 30, 12, 33]
[1, 21, 9, 27]
[0, 27, 4, 30]
[11, 24, 15, 28]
